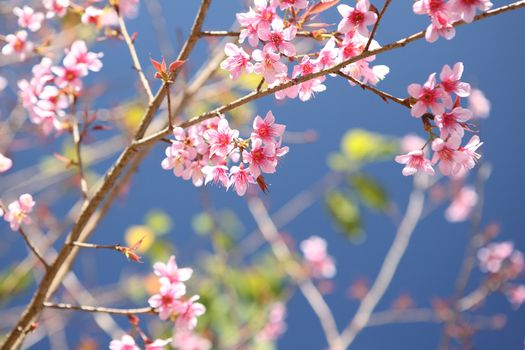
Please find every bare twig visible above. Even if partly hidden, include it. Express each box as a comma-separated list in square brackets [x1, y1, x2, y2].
[364, 0, 392, 52]
[43, 302, 155, 315]
[336, 174, 428, 349]
[247, 196, 341, 348]
[18, 227, 49, 269]
[71, 113, 89, 201]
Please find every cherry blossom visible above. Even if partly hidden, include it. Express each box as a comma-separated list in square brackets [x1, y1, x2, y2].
[153, 255, 193, 285]
[395, 149, 435, 176]
[229, 164, 254, 196]
[0, 153, 13, 173]
[456, 135, 483, 172]
[109, 335, 140, 350]
[63, 40, 104, 74]
[408, 73, 451, 117]
[43, 0, 70, 18]
[148, 281, 187, 320]
[477, 241, 514, 273]
[413, 0, 456, 42]
[252, 46, 288, 84]
[244, 139, 277, 178]
[220, 43, 253, 80]
[13, 6, 45, 32]
[439, 62, 471, 97]
[257, 302, 287, 342]
[202, 164, 230, 187]
[204, 118, 239, 158]
[278, 0, 308, 11]
[259, 19, 297, 57]
[431, 136, 463, 176]
[300, 235, 336, 279]
[337, 0, 377, 36]
[468, 88, 491, 118]
[4, 194, 35, 231]
[445, 186, 478, 222]
[505, 285, 525, 309]
[434, 107, 472, 138]
[1, 31, 33, 61]
[449, 0, 493, 23]
[251, 111, 286, 143]
[174, 295, 206, 330]
[119, 0, 141, 18]
[81, 6, 103, 26]
[171, 330, 211, 350]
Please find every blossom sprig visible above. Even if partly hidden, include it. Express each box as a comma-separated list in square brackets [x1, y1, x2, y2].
[150, 57, 185, 83]
[396, 62, 483, 178]
[220, 0, 389, 103]
[1, 194, 36, 231]
[300, 235, 336, 279]
[161, 111, 288, 196]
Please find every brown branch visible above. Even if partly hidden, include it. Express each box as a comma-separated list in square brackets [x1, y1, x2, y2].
[336, 70, 410, 108]
[43, 302, 155, 315]
[364, 0, 392, 52]
[115, 6, 155, 102]
[199, 30, 336, 39]
[18, 227, 49, 269]
[135, 1, 525, 148]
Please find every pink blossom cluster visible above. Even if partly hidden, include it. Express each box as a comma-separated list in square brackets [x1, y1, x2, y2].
[413, 0, 493, 42]
[17, 41, 103, 134]
[477, 241, 525, 308]
[256, 302, 287, 342]
[161, 111, 288, 196]
[396, 62, 483, 177]
[109, 335, 172, 350]
[221, 0, 389, 102]
[300, 235, 336, 279]
[148, 255, 205, 327]
[1, 194, 35, 231]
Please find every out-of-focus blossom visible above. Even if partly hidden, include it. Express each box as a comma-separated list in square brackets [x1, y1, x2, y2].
[109, 334, 140, 350]
[256, 302, 287, 342]
[395, 150, 435, 176]
[468, 88, 491, 118]
[478, 241, 514, 273]
[171, 330, 211, 350]
[300, 235, 336, 279]
[13, 6, 45, 32]
[445, 186, 477, 222]
[4, 194, 35, 231]
[0, 153, 13, 173]
[1, 31, 33, 61]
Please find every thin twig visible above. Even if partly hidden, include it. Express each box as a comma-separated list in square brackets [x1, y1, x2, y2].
[336, 174, 429, 349]
[71, 113, 89, 201]
[18, 227, 49, 269]
[43, 302, 155, 315]
[247, 196, 341, 348]
[336, 70, 410, 108]
[364, 0, 392, 52]
[199, 30, 336, 38]
[115, 6, 154, 102]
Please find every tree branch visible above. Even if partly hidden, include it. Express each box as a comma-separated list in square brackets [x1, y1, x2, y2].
[18, 227, 49, 269]
[43, 302, 155, 315]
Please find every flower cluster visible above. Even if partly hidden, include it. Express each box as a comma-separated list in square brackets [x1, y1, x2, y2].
[477, 241, 525, 308]
[256, 302, 287, 342]
[17, 41, 103, 134]
[161, 111, 288, 196]
[221, 0, 389, 102]
[1, 194, 35, 231]
[413, 0, 493, 42]
[396, 62, 483, 177]
[300, 235, 336, 279]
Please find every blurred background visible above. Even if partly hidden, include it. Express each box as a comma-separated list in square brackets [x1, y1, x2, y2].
[0, 1, 524, 349]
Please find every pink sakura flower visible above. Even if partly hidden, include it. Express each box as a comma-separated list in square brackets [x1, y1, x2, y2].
[259, 19, 297, 57]
[439, 62, 471, 97]
[278, 0, 308, 10]
[239, 23, 260, 47]
[413, 0, 456, 42]
[505, 285, 525, 309]
[0, 153, 13, 173]
[161, 146, 191, 177]
[477, 241, 514, 273]
[63, 40, 104, 74]
[43, 0, 70, 18]
[4, 194, 35, 231]
[1, 31, 33, 61]
[445, 186, 477, 222]
[300, 235, 336, 278]
[252, 46, 287, 84]
[292, 57, 326, 101]
[270, 74, 300, 100]
[456, 135, 482, 172]
[395, 149, 435, 176]
[342, 59, 390, 86]
[154, 255, 193, 285]
[400, 134, 427, 153]
[204, 118, 239, 157]
[51, 65, 85, 92]
[229, 164, 254, 196]
[220, 43, 253, 80]
[119, 0, 140, 18]
[35, 85, 69, 119]
[146, 338, 171, 350]
[468, 88, 491, 118]
[408, 73, 451, 117]
[248, 0, 278, 39]
[312, 38, 339, 69]
[434, 107, 472, 138]
[171, 127, 198, 159]
[251, 111, 285, 143]
[13, 6, 45, 32]
[33, 57, 55, 87]
[148, 281, 187, 320]
[244, 139, 277, 178]
[81, 6, 103, 26]
[449, 0, 493, 23]
[202, 164, 229, 188]
[337, 0, 377, 36]
[109, 335, 140, 350]
[431, 136, 463, 176]
[256, 302, 287, 342]
[174, 295, 206, 330]
[171, 330, 211, 350]
[182, 160, 206, 187]
[338, 32, 366, 61]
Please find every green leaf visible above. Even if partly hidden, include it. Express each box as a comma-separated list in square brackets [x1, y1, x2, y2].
[326, 191, 362, 239]
[340, 129, 397, 163]
[350, 174, 389, 211]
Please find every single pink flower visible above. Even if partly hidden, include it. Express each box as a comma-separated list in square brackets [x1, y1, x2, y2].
[431, 136, 463, 176]
[51, 65, 85, 92]
[109, 335, 140, 350]
[174, 295, 206, 330]
[204, 118, 239, 158]
[63, 40, 104, 74]
[171, 330, 211, 350]
[259, 19, 297, 57]
[312, 38, 339, 69]
[4, 194, 35, 231]
[244, 138, 277, 178]
[81, 6, 103, 26]
[43, 0, 70, 18]
[449, 0, 493, 23]
[439, 62, 471, 97]
[506, 285, 525, 309]
[395, 149, 435, 176]
[435, 107, 472, 138]
[477, 241, 514, 273]
[13, 6, 45, 32]
[251, 110, 285, 143]
[408, 73, 451, 117]
[220, 43, 253, 80]
[202, 164, 230, 188]
[468, 88, 491, 118]
[148, 281, 187, 320]
[228, 164, 253, 196]
[300, 236, 336, 279]
[1, 31, 33, 61]
[337, 0, 377, 36]
[456, 135, 483, 172]
[252, 46, 287, 84]
[445, 186, 478, 222]
[154, 255, 193, 285]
